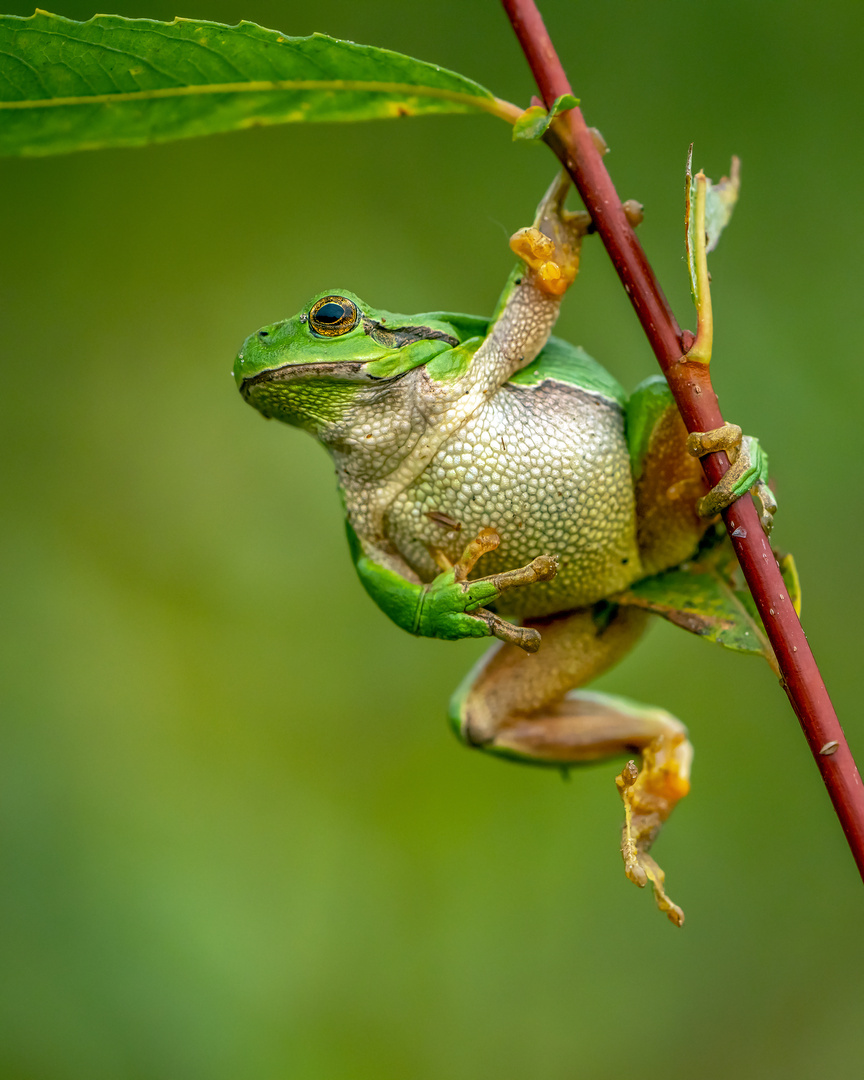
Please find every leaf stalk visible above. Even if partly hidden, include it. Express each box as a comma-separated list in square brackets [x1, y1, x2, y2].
[686, 172, 713, 364]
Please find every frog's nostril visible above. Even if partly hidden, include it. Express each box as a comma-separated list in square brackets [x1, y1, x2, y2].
[258, 328, 270, 340]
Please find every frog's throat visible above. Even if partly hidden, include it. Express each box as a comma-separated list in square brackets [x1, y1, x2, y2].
[348, 285, 564, 542]
[337, 357, 508, 545]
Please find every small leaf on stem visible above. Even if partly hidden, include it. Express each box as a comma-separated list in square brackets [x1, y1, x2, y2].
[512, 92, 579, 142]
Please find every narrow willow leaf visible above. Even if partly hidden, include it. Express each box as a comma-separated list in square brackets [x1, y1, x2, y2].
[685, 155, 741, 299]
[512, 93, 579, 142]
[0, 11, 518, 156]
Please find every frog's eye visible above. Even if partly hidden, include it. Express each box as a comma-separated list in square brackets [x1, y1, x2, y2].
[308, 296, 359, 337]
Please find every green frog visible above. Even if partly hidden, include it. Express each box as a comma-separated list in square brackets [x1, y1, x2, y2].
[233, 174, 774, 925]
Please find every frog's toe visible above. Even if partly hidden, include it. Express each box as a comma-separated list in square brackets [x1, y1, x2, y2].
[469, 553, 559, 652]
[451, 527, 558, 592]
[752, 477, 777, 534]
[686, 424, 776, 533]
[482, 553, 559, 594]
[509, 226, 576, 297]
[472, 610, 542, 652]
[452, 527, 501, 581]
[448, 529, 559, 652]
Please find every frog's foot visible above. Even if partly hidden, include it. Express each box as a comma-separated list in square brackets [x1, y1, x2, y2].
[447, 527, 558, 653]
[686, 423, 777, 533]
[509, 171, 592, 297]
[616, 729, 692, 928]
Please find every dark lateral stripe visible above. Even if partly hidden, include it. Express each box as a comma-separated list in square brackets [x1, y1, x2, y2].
[362, 317, 458, 349]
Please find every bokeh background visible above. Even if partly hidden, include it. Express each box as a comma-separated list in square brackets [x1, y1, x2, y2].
[2, 1, 863, 1076]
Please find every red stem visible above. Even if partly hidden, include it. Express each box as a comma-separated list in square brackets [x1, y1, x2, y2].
[502, 0, 864, 882]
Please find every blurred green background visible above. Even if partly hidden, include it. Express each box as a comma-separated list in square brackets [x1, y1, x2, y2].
[2, 1, 863, 1076]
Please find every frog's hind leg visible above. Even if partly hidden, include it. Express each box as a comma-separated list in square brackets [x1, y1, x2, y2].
[449, 605, 692, 926]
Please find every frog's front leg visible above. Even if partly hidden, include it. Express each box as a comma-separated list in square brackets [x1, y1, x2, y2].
[686, 423, 777, 532]
[348, 522, 558, 651]
[427, 526, 559, 651]
[449, 605, 693, 926]
[458, 172, 592, 398]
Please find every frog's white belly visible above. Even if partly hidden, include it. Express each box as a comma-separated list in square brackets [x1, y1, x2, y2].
[384, 381, 642, 617]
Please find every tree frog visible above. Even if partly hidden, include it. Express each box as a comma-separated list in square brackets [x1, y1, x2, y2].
[233, 173, 774, 925]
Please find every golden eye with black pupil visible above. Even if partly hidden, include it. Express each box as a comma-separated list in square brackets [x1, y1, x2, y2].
[308, 296, 359, 337]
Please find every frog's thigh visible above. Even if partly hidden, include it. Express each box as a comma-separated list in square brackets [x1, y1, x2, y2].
[450, 605, 642, 750]
[450, 606, 687, 768]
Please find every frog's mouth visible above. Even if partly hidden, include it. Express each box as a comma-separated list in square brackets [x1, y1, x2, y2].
[239, 359, 369, 397]
[240, 358, 404, 429]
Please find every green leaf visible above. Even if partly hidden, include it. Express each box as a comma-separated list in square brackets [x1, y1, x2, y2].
[512, 93, 579, 142]
[616, 536, 789, 674]
[0, 11, 517, 157]
[512, 105, 549, 142]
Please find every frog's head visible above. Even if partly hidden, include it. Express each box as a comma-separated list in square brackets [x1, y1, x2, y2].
[234, 291, 475, 436]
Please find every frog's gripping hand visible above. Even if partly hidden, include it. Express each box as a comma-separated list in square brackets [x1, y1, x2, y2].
[423, 528, 558, 652]
[686, 423, 777, 533]
[509, 171, 592, 299]
[348, 524, 558, 653]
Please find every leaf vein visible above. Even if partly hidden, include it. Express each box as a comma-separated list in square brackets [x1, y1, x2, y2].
[0, 47, 49, 95]
[14, 26, 188, 85]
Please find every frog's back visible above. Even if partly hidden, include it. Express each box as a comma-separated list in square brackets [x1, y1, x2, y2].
[386, 336, 641, 617]
[420, 317, 628, 405]
[508, 335, 626, 405]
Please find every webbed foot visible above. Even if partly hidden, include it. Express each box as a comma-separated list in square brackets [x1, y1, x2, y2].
[616, 730, 692, 927]
[686, 423, 777, 533]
